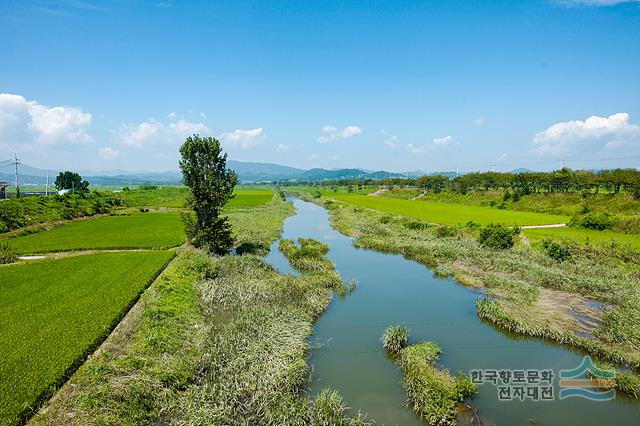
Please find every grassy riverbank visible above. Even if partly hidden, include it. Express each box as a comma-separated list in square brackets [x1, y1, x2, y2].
[31, 196, 370, 425]
[300, 193, 640, 387]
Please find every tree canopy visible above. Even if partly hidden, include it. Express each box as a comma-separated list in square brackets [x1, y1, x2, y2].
[54, 171, 90, 194]
[179, 134, 238, 254]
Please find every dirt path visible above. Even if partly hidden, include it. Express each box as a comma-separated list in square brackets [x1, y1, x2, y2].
[519, 223, 567, 229]
[367, 188, 388, 196]
[17, 248, 167, 262]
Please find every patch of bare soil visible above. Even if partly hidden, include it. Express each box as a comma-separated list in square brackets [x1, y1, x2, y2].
[367, 188, 388, 196]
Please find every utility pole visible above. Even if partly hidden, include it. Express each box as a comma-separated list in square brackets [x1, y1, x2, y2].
[559, 159, 565, 169]
[13, 154, 20, 198]
[45, 170, 49, 196]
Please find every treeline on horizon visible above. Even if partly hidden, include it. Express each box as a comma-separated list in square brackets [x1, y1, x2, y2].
[280, 168, 640, 198]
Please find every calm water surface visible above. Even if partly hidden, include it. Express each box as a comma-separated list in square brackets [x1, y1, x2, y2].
[265, 198, 640, 425]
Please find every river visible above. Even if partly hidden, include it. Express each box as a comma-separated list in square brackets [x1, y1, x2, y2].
[265, 197, 640, 425]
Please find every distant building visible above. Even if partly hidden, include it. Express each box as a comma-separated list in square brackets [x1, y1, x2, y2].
[57, 189, 72, 196]
[0, 182, 7, 200]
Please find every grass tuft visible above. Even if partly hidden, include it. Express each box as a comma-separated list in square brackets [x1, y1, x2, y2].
[381, 325, 409, 354]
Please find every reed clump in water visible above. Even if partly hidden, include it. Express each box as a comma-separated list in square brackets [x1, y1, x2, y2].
[381, 325, 409, 354]
[279, 238, 333, 273]
[380, 331, 477, 426]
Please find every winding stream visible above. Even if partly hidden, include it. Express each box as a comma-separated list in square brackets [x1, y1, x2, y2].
[265, 197, 640, 425]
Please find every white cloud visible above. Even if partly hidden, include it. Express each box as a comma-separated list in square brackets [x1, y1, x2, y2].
[384, 135, 399, 149]
[432, 135, 453, 147]
[116, 115, 210, 147]
[473, 117, 485, 125]
[404, 136, 455, 155]
[531, 112, 640, 156]
[277, 143, 291, 151]
[99, 147, 120, 160]
[170, 119, 209, 135]
[118, 120, 162, 146]
[317, 124, 362, 143]
[219, 128, 265, 149]
[0, 93, 93, 149]
[308, 153, 320, 160]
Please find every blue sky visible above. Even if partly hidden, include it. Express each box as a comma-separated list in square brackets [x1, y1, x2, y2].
[1, 0, 639, 173]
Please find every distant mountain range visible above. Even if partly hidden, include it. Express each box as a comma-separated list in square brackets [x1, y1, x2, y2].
[0, 160, 535, 188]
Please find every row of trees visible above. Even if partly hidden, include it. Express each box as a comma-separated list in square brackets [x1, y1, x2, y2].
[417, 168, 640, 196]
[288, 168, 640, 198]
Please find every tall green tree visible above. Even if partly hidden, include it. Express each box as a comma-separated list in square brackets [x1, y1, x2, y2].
[179, 134, 238, 254]
[54, 171, 90, 194]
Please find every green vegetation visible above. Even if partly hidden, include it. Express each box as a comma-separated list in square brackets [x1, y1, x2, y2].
[477, 223, 519, 249]
[303, 193, 640, 377]
[523, 227, 640, 250]
[279, 238, 333, 272]
[227, 189, 274, 207]
[54, 171, 90, 194]
[180, 134, 238, 254]
[0, 242, 17, 264]
[387, 337, 477, 426]
[0, 250, 175, 424]
[117, 186, 187, 209]
[0, 186, 273, 238]
[323, 194, 568, 226]
[380, 325, 409, 354]
[4, 213, 184, 254]
[33, 197, 368, 425]
[0, 192, 118, 233]
[542, 238, 572, 262]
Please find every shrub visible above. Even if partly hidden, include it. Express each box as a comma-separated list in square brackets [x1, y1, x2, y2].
[0, 242, 17, 264]
[379, 214, 393, 224]
[403, 220, 428, 230]
[435, 225, 459, 238]
[381, 325, 409, 354]
[477, 223, 517, 249]
[465, 220, 480, 230]
[542, 239, 571, 262]
[570, 212, 614, 231]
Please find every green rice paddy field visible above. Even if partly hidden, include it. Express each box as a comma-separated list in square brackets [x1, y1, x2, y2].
[116, 187, 273, 209]
[0, 251, 176, 423]
[226, 189, 274, 207]
[5, 190, 274, 254]
[523, 227, 640, 250]
[324, 193, 569, 226]
[5, 213, 185, 254]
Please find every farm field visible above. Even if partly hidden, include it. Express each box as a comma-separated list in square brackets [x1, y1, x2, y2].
[324, 193, 569, 226]
[0, 250, 176, 424]
[117, 187, 273, 209]
[5, 213, 184, 254]
[523, 226, 640, 250]
[226, 189, 274, 207]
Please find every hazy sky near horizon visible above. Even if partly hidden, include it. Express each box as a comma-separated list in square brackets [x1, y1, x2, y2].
[1, 0, 639, 173]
